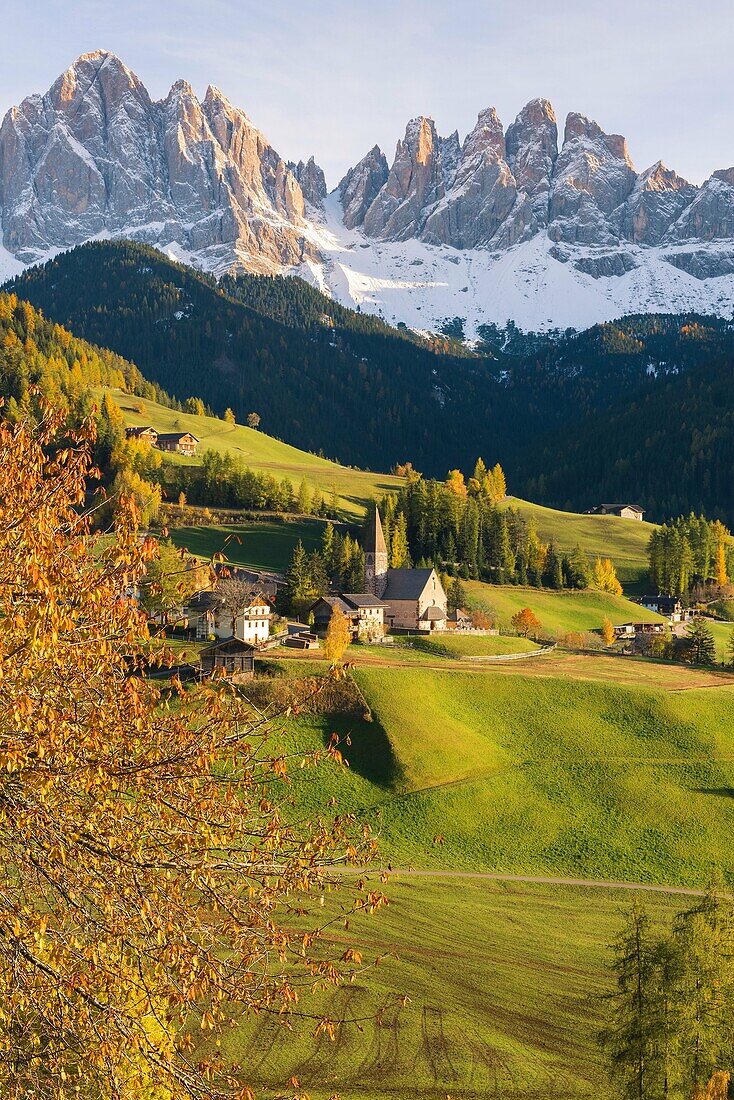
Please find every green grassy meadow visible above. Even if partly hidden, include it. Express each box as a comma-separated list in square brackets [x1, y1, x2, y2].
[105, 387, 402, 518]
[708, 618, 734, 663]
[412, 633, 539, 657]
[465, 581, 663, 637]
[216, 876, 684, 1100]
[169, 517, 329, 573]
[214, 651, 734, 1099]
[265, 660, 734, 887]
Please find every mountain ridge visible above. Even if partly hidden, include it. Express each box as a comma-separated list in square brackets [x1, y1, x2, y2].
[2, 52, 734, 333]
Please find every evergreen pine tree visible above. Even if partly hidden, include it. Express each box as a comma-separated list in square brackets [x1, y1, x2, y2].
[685, 618, 717, 665]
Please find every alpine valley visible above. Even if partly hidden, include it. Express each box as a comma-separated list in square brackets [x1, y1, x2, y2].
[3, 49, 734, 334]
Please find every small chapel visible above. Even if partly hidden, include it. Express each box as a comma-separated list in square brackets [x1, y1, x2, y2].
[364, 507, 448, 632]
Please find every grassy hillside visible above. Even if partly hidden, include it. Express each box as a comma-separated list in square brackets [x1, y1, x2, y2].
[269, 663, 734, 886]
[501, 497, 655, 589]
[169, 518, 328, 574]
[107, 387, 402, 518]
[465, 580, 662, 636]
[210, 657, 734, 1098]
[214, 877, 682, 1100]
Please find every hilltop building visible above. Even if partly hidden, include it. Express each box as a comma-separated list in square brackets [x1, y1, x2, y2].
[156, 432, 199, 456]
[363, 507, 448, 632]
[126, 426, 158, 445]
[586, 503, 645, 521]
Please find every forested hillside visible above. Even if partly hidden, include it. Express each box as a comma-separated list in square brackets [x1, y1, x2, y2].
[7, 243, 734, 523]
[0, 291, 173, 429]
[4, 241, 507, 475]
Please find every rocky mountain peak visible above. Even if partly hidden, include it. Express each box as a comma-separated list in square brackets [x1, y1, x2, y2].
[421, 107, 516, 249]
[0, 51, 314, 272]
[504, 98, 558, 234]
[362, 116, 443, 241]
[549, 113, 637, 244]
[289, 156, 327, 209]
[621, 161, 697, 245]
[439, 130, 461, 188]
[337, 144, 389, 228]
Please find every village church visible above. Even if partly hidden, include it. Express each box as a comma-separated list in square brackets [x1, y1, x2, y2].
[364, 508, 448, 632]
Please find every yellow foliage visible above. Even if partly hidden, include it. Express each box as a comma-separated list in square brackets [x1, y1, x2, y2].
[324, 606, 352, 663]
[0, 411, 383, 1099]
[592, 557, 623, 597]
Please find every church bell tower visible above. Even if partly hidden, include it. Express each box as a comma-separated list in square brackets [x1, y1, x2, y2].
[364, 506, 388, 597]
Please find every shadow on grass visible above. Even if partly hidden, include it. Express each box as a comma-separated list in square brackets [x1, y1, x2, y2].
[321, 712, 404, 791]
[694, 787, 734, 799]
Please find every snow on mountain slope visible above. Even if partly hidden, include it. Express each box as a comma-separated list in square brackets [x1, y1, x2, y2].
[3, 50, 734, 334]
[299, 193, 734, 334]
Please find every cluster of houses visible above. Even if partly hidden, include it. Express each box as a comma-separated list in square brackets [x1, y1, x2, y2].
[126, 425, 199, 456]
[155, 508, 477, 678]
[614, 594, 694, 644]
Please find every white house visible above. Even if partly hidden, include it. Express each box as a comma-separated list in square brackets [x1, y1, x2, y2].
[234, 594, 274, 645]
[186, 588, 273, 645]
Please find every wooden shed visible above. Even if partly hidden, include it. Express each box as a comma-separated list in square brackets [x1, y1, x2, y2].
[200, 637, 255, 678]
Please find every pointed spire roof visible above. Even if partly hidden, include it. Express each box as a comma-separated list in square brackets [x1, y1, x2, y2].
[365, 506, 387, 557]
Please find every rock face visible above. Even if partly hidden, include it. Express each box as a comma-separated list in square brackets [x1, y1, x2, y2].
[0, 50, 314, 271]
[548, 113, 636, 245]
[505, 98, 558, 236]
[289, 156, 327, 209]
[337, 145, 388, 228]
[664, 168, 734, 243]
[3, 50, 734, 321]
[422, 108, 517, 248]
[620, 162, 697, 245]
[362, 117, 444, 241]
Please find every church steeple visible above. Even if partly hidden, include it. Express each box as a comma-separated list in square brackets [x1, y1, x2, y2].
[364, 506, 388, 597]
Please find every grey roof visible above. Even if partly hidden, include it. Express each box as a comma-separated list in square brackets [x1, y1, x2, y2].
[186, 590, 223, 612]
[421, 605, 446, 621]
[342, 593, 388, 609]
[309, 595, 353, 615]
[382, 568, 436, 601]
[201, 636, 256, 654]
[156, 432, 200, 443]
[587, 503, 645, 514]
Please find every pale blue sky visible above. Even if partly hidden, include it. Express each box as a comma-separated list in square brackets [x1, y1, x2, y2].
[1, 0, 732, 187]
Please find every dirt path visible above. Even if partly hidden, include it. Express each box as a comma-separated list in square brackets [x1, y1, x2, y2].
[273, 647, 734, 692]
[382, 868, 715, 899]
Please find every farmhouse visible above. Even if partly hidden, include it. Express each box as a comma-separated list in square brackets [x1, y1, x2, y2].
[639, 594, 690, 622]
[364, 507, 448, 631]
[156, 432, 199, 456]
[447, 607, 473, 630]
[125, 425, 158, 444]
[586, 503, 645, 521]
[309, 593, 387, 640]
[614, 621, 666, 638]
[185, 588, 273, 644]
